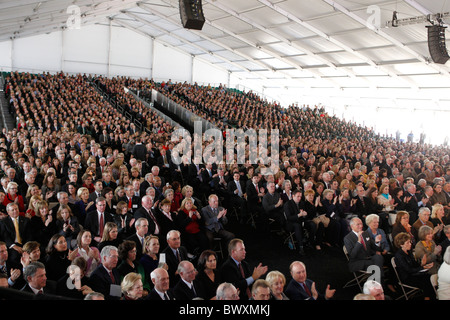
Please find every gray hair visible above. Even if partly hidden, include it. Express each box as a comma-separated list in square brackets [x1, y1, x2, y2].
[216, 282, 237, 300]
[166, 229, 180, 241]
[57, 191, 68, 200]
[100, 245, 118, 261]
[84, 292, 105, 300]
[363, 280, 383, 295]
[365, 214, 379, 226]
[418, 207, 431, 216]
[23, 261, 46, 282]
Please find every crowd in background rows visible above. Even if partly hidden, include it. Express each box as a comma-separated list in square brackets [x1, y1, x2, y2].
[0, 71, 449, 301]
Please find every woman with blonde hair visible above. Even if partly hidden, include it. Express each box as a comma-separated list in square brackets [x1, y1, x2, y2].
[265, 270, 289, 300]
[30, 200, 56, 253]
[55, 203, 80, 250]
[74, 187, 94, 225]
[26, 194, 42, 218]
[121, 272, 144, 300]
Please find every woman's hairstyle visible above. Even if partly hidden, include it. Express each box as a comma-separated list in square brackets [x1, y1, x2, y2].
[101, 222, 118, 242]
[418, 225, 433, 241]
[197, 249, 217, 271]
[121, 272, 142, 294]
[365, 213, 380, 226]
[265, 270, 286, 287]
[394, 211, 409, 225]
[118, 240, 136, 261]
[56, 204, 73, 220]
[180, 197, 197, 211]
[394, 232, 411, 249]
[143, 235, 159, 255]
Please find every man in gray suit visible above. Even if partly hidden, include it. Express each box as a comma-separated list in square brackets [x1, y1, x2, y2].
[344, 217, 384, 282]
[200, 194, 234, 251]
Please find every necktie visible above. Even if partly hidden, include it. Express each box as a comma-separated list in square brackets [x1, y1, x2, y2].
[99, 213, 104, 236]
[176, 249, 181, 263]
[37, 289, 43, 295]
[360, 234, 367, 250]
[236, 181, 242, 197]
[191, 284, 197, 297]
[110, 271, 115, 284]
[303, 283, 311, 297]
[149, 210, 160, 234]
[164, 292, 170, 300]
[238, 263, 251, 298]
[13, 218, 22, 244]
[0, 264, 6, 274]
[128, 198, 132, 209]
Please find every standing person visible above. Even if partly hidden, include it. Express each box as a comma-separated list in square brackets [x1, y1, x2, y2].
[114, 201, 135, 241]
[55, 204, 80, 250]
[283, 189, 313, 255]
[219, 238, 268, 301]
[285, 260, 335, 300]
[84, 197, 114, 247]
[44, 234, 72, 282]
[71, 229, 101, 277]
[196, 249, 220, 300]
[176, 197, 209, 255]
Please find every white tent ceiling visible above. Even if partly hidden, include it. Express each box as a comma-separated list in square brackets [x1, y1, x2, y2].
[1, 0, 450, 105]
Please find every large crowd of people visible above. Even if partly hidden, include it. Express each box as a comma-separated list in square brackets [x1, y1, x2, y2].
[0, 70, 449, 301]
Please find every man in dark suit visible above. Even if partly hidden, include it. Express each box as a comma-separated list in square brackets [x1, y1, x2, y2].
[354, 185, 370, 225]
[120, 183, 141, 215]
[219, 238, 268, 301]
[343, 217, 384, 281]
[21, 261, 56, 296]
[83, 197, 114, 246]
[131, 137, 147, 162]
[162, 230, 188, 287]
[262, 181, 284, 227]
[212, 167, 230, 201]
[0, 241, 24, 289]
[403, 183, 425, 224]
[0, 203, 31, 264]
[89, 245, 121, 300]
[173, 260, 205, 300]
[126, 217, 148, 261]
[88, 180, 103, 203]
[283, 189, 315, 256]
[227, 171, 247, 221]
[245, 174, 265, 221]
[146, 267, 175, 300]
[285, 260, 335, 300]
[133, 195, 161, 238]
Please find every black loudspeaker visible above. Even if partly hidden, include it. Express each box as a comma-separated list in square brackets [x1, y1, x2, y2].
[427, 25, 450, 64]
[179, 0, 205, 30]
